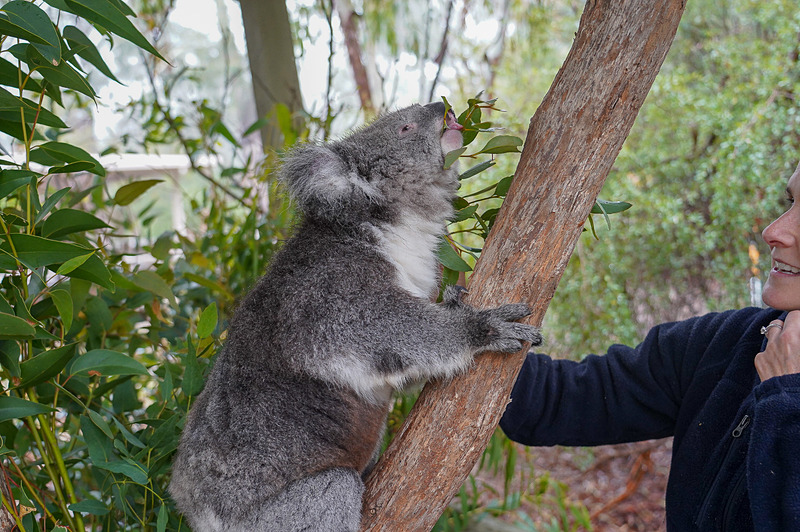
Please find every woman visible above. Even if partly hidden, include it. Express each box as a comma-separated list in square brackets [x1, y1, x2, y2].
[500, 162, 800, 531]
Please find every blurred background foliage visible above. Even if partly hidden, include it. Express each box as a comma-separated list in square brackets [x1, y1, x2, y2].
[0, 0, 797, 530]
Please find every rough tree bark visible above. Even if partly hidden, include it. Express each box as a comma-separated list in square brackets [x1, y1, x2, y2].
[360, 0, 688, 530]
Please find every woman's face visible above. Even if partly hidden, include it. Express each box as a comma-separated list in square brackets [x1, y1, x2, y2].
[762, 162, 800, 310]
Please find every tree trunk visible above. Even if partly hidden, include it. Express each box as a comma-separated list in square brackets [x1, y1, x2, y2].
[360, 0, 687, 529]
[333, 0, 375, 114]
[238, 0, 304, 151]
[0, 465, 15, 532]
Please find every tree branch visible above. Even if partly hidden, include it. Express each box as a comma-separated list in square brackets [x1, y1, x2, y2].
[360, 0, 687, 529]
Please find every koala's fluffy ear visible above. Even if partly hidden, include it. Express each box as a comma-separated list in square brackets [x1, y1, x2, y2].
[279, 144, 383, 222]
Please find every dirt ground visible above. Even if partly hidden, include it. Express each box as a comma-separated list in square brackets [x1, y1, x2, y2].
[475, 438, 672, 531]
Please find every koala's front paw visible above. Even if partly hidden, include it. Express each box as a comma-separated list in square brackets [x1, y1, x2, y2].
[442, 285, 469, 307]
[476, 303, 543, 353]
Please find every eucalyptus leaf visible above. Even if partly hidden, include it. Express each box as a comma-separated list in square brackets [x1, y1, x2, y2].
[63, 25, 120, 83]
[30, 142, 105, 176]
[60, 0, 166, 61]
[50, 288, 73, 331]
[70, 349, 148, 377]
[34, 187, 72, 224]
[0, 86, 68, 128]
[0, 396, 54, 422]
[0, 169, 36, 200]
[475, 135, 523, 155]
[459, 160, 496, 180]
[0, 1, 59, 48]
[68, 499, 110, 516]
[590, 199, 633, 215]
[444, 147, 467, 170]
[132, 271, 176, 305]
[18, 343, 77, 388]
[0, 313, 36, 340]
[437, 239, 472, 272]
[41, 208, 110, 238]
[197, 302, 218, 339]
[113, 179, 163, 206]
[495, 175, 515, 197]
[0, 57, 43, 93]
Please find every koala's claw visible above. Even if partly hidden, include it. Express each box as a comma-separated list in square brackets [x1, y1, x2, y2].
[492, 303, 532, 322]
[442, 285, 469, 306]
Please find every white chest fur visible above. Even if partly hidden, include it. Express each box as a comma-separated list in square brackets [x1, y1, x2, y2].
[371, 215, 442, 299]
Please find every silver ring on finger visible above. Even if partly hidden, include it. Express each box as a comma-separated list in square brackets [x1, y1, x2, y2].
[760, 323, 784, 335]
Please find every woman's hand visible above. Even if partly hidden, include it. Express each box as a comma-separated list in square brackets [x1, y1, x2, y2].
[755, 310, 800, 381]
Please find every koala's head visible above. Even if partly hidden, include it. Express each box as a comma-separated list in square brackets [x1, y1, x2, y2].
[279, 102, 463, 226]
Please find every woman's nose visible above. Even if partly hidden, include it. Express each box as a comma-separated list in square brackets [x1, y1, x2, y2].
[763, 210, 796, 248]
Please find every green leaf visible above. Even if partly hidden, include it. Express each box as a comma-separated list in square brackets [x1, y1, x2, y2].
[0, 294, 14, 315]
[0, 396, 54, 422]
[197, 302, 218, 339]
[211, 120, 237, 145]
[0, 313, 36, 340]
[459, 160, 496, 180]
[183, 272, 232, 299]
[157, 504, 168, 532]
[476, 135, 523, 155]
[18, 343, 76, 388]
[0, 87, 68, 129]
[590, 199, 633, 215]
[8, 44, 94, 98]
[452, 205, 478, 223]
[68, 499, 110, 516]
[0, 233, 90, 269]
[495, 175, 515, 197]
[444, 147, 467, 170]
[30, 142, 105, 177]
[63, 25, 120, 83]
[0, 169, 36, 200]
[95, 458, 148, 484]
[243, 117, 270, 138]
[0, 57, 43, 93]
[132, 271, 176, 305]
[0, 234, 113, 289]
[57, 0, 166, 61]
[181, 351, 204, 397]
[111, 417, 145, 448]
[34, 186, 72, 224]
[41, 208, 110, 238]
[0, 1, 59, 48]
[55, 251, 93, 275]
[70, 349, 148, 377]
[87, 409, 114, 440]
[80, 413, 113, 463]
[50, 288, 73, 331]
[437, 239, 472, 272]
[113, 179, 163, 206]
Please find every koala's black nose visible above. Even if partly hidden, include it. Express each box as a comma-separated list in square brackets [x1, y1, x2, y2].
[424, 101, 446, 116]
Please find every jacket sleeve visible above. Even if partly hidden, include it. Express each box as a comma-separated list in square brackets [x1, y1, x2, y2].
[500, 311, 738, 447]
[748, 373, 800, 531]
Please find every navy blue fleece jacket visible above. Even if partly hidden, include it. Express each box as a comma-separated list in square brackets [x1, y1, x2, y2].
[500, 307, 800, 531]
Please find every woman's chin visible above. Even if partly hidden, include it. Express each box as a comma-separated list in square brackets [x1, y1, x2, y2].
[762, 276, 800, 310]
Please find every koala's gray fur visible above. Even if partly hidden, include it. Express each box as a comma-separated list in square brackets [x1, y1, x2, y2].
[169, 102, 542, 531]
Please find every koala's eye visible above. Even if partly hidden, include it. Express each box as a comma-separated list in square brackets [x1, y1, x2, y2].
[399, 123, 417, 136]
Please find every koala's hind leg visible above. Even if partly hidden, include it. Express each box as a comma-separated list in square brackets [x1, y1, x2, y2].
[252, 468, 364, 532]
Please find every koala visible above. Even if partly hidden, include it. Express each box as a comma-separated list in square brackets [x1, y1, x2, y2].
[169, 102, 542, 532]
